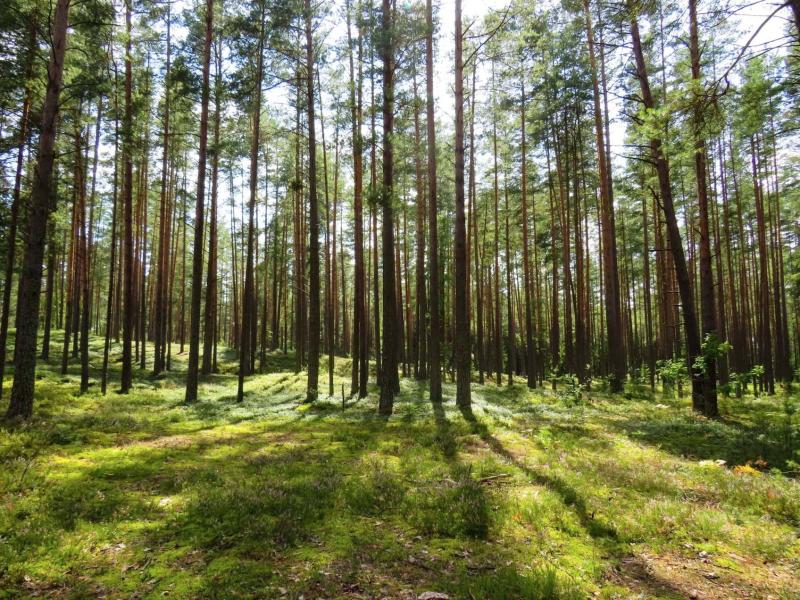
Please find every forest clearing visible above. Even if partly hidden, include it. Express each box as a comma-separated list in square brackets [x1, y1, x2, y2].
[1, 333, 799, 599]
[2, 0, 800, 596]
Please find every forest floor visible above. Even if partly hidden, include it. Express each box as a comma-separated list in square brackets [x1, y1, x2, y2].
[1, 333, 800, 599]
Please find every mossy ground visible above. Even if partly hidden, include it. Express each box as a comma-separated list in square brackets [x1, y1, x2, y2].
[1, 332, 799, 599]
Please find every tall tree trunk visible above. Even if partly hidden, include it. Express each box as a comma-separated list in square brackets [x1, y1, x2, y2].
[137, 72, 151, 372]
[0, 20, 35, 397]
[62, 120, 82, 377]
[369, 13, 380, 384]
[425, 0, 441, 402]
[470, 60, 484, 385]
[304, 0, 321, 403]
[87, 99, 102, 339]
[641, 181, 655, 389]
[260, 144, 270, 372]
[6, 0, 70, 419]
[317, 68, 331, 391]
[751, 136, 774, 393]
[346, 0, 367, 397]
[378, 0, 399, 414]
[583, 0, 625, 391]
[545, 138, 560, 381]
[75, 114, 91, 393]
[154, 5, 172, 376]
[330, 127, 339, 387]
[520, 80, 536, 388]
[412, 66, 427, 380]
[689, 0, 718, 416]
[504, 182, 514, 386]
[202, 34, 221, 375]
[238, 5, 265, 402]
[628, 3, 705, 409]
[453, 0, 470, 407]
[121, 0, 135, 392]
[491, 65, 502, 386]
[185, 0, 214, 402]
[102, 57, 121, 394]
[42, 230, 56, 361]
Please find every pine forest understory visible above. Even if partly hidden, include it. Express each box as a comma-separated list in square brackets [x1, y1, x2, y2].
[2, 0, 800, 597]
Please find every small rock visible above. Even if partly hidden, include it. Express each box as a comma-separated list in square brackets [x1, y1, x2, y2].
[705, 571, 719, 580]
[698, 550, 710, 558]
[418, 593, 449, 600]
[689, 590, 700, 599]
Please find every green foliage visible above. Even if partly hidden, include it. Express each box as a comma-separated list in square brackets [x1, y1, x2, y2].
[692, 334, 733, 376]
[656, 358, 688, 389]
[730, 365, 765, 397]
[556, 376, 584, 407]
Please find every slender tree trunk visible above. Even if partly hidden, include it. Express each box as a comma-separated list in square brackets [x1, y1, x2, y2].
[520, 80, 536, 388]
[469, 60, 484, 386]
[628, 3, 705, 408]
[751, 136, 774, 393]
[202, 40, 220, 375]
[42, 231, 56, 361]
[62, 120, 81, 377]
[102, 58, 121, 394]
[304, 0, 321, 403]
[346, 0, 367, 397]
[642, 182, 655, 389]
[378, 0, 399, 414]
[545, 139, 560, 381]
[710, 145, 728, 386]
[71, 114, 90, 394]
[137, 73, 151, 372]
[330, 128, 339, 389]
[453, 0, 470, 406]
[154, 6, 172, 376]
[584, 0, 625, 391]
[6, 0, 70, 418]
[78, 130, 91, 393]
[369, 15, 380, 384]
[412, 67, 427, 380]
[425, 0, 441, 402]
[0, 22, 35, 397]
[185, 0, 214, 402]
[504, 182, 514, 386]
[271, 193, 282, 350]
[238, 7, 265, 402]
[121, 0, 135, 392]
[316, 68, 331, 391]
[573, 121, 588, 383]
[689, 0, 718, 416]
[260, 144, 270, 372]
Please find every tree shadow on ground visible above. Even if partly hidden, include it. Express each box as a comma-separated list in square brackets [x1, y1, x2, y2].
[457, 403, 618, 544]
[603, 405, 795, 470]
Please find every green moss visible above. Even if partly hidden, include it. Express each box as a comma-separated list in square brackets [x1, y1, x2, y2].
[1, 331, 799, 598]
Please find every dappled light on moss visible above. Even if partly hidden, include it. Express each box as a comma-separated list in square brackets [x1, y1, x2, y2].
[1, 340, 799, 598]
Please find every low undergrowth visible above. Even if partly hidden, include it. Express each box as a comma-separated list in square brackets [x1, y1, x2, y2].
[1, 332, 799, 599]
